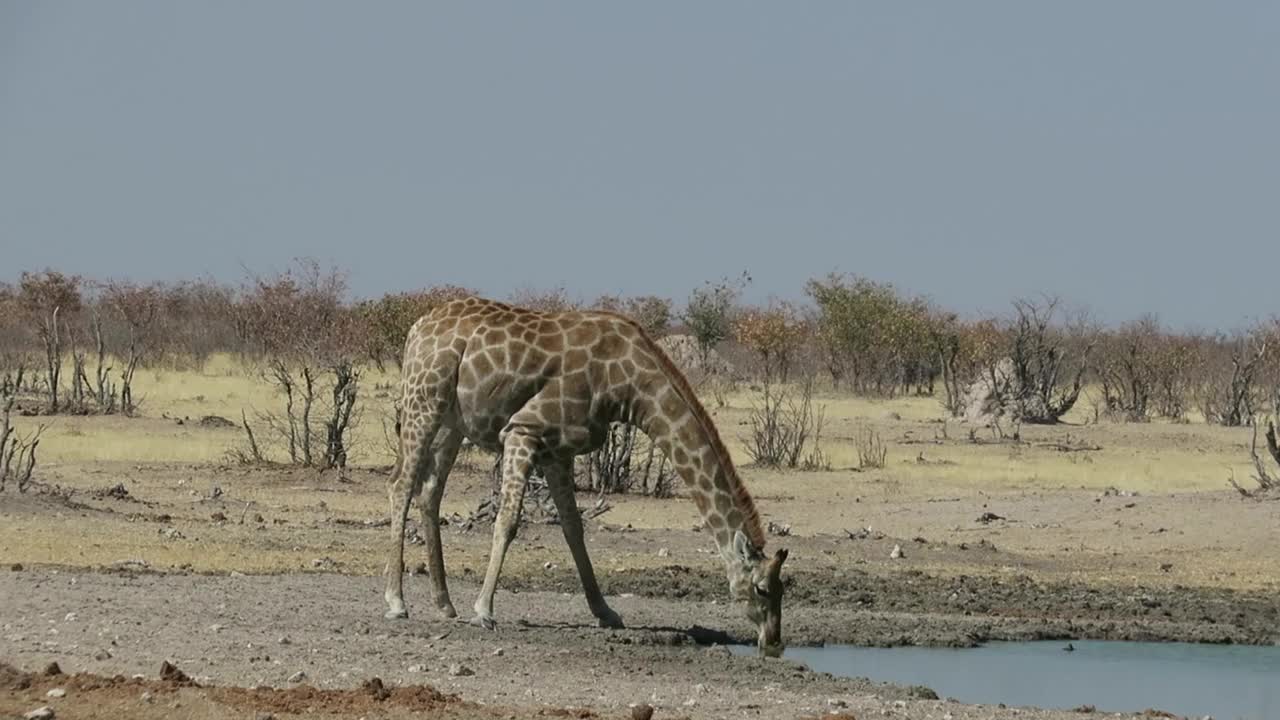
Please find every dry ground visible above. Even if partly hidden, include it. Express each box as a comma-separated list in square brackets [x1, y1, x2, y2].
[2, 359, 1278, 719]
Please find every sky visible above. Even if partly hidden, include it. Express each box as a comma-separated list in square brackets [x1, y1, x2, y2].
[1, 2, 1277, 329]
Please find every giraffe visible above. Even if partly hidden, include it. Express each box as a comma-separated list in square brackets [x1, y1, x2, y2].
[383, 296, 789, 657]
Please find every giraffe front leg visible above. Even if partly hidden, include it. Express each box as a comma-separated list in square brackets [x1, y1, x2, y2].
[544, 460, 623, 629]
[469, 433, 535, 630]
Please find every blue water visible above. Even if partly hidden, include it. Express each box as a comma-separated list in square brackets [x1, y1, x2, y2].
[733, 640, 1280, 719]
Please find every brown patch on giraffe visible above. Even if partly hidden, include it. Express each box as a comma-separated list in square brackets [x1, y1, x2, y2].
[595, 334, 628, 362]
[566, 324, 596, 347]
[488, 345, 509, 369]
[713, 492, 732, 516]
[586, 360, 608, 388]
[607, 362, 627, 387]
[659, 390, 684, 419]
[672, 446, 689, 465]
[470, 352, 494, 377]
[541, 400, 563, 425]
[692, 492, 710, 514]
[564, 348, 590, 372]
[542, 329, 564, 352]
[645, 415, 669, 438]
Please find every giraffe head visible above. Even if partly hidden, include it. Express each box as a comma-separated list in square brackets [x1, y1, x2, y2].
[731, 531, 788, 657]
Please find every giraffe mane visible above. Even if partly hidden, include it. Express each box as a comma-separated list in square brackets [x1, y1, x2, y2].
[619, 318, 767, 550]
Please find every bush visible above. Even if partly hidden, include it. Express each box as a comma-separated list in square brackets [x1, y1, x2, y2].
[357, 285, 473, 370]
[681, 274, 748, 371]
[855, 427, 888, 470]
[744, 378, 828, 471]
[733, 303, 808, 383]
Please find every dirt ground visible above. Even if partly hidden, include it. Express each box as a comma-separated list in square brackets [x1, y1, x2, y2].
[2, 452, 1278, 719]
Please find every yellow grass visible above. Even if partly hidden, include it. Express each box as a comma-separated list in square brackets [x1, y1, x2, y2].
[10, 356, 1259, 498]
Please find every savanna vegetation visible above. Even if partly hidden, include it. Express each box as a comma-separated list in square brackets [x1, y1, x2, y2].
[4, 261, 1280, 498]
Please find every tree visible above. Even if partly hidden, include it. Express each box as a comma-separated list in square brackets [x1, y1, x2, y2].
[239, 260, 368, 470]
[103, 281, 165, 415]
[999, 297, 1094, 424]
[733, 303, 808, 383]
[681, 273, 748, 370]
[357, 285, 473, 370]
[805, 274, 937, 395]
[592, 294, 673, 337]
[18, 271, 83, 412]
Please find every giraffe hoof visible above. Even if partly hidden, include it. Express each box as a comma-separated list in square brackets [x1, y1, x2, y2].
[384, 608, 409, 620]
[467, 615, 497, 631]
[596, 610, 625, 629]
[438, 604, 458, 619]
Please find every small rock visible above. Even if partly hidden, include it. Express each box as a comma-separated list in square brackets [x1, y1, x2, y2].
[631, 704, 655, 720]
[210, 512, 227, 522]
[448, 663, 474, 677]
[491, 647, 504, 656]
[657, 547, 670, 558]
[46, 689, 66, 698]
[42, 662, 62, 676]
[889, 544, 904, 559]
[208, 624, 224, 633]
[254, 514, 266, 523]
[704, 644, 732, 657]
[23, 707, 55, 720]
[408, 664, 426, 673]
[140, 691, 153, 703]
[158, 661, 191, 684]
[11, 563, 23, 571]
[542, 561, 556, 570]
[63, 612, 77, 622]
[694, 682, 708, 694]
[94, 650, 112, 661]
[287, 671, 307, 683]
[827, 698, 848, 708]
[361, 677, 391, 701]
[277, 636, 291, 645]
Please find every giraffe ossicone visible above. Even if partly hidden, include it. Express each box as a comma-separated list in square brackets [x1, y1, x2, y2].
[383, 296, 789, 657]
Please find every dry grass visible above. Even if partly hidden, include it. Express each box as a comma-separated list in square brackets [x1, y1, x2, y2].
[5, 360, 1277, 593]
[7, 361, 1257, 494]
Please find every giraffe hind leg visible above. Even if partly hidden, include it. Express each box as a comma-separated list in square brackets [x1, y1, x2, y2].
[384, 403, 444, 620]
[418, 427, 464, 618]
[469, 431, 537, 630]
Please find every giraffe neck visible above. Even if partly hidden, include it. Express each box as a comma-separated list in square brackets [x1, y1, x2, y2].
[631, 366, 765, 588]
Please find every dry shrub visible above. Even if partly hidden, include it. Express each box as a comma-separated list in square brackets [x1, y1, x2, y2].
[1, 367, 45, 492]
[236, 260, 367, 471]
[577, 424, 677, 497]
[855, 427, 888, 470]
[744, 378, 829, 471]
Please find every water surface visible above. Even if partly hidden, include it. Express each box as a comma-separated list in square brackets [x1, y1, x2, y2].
[735, 640, 1280, 719]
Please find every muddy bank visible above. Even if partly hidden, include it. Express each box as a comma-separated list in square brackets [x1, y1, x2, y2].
[497, 561, 1280, 648]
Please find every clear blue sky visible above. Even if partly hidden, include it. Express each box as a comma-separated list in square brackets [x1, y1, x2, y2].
[2, 2, 1277, 328]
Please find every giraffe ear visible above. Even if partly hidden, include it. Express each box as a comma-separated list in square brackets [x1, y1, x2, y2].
[733, 530, 757, 563]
